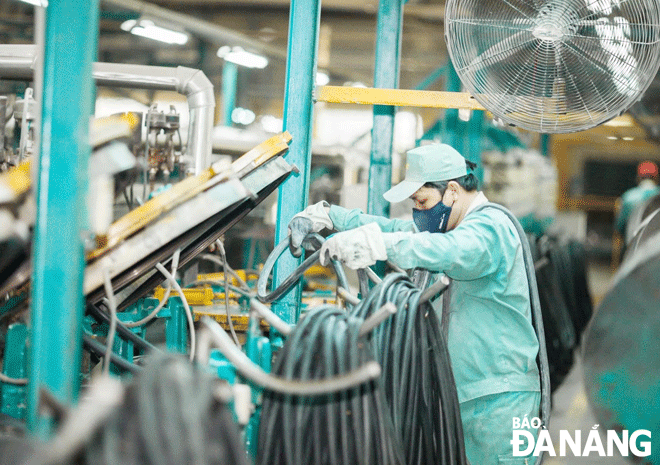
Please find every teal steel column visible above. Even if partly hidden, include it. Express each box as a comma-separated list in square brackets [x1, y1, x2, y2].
[467, 110, 485, 184]
[272, 0, 322, 332]
[444, 60, 462, 152]
[28, 0, 99, 433]
[367, 0, 404, 217]
[540, 133, 550, 157]
[222, 61, 238, 126]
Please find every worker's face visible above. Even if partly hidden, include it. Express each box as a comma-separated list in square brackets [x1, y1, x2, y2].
[410, 186, 444, 211]
[410, 183, 461, 230]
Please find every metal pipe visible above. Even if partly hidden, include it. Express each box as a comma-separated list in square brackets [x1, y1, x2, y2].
[93, 62, 215, 174]
[271, 0, 322, 337]
[0, 49, 215, 174]
[419, 274, 451, 304]
[0, 45, 37, 80]
[28, 0, 99, 434]
[358, 303, 396, 337]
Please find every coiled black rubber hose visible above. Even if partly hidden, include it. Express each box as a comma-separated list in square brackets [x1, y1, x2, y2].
[351, 273, 469, 465]
[76, 353, 248, 465]
[257, 305, 405, 465]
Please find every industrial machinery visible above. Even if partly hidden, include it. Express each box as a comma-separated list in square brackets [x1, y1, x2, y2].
[1, 0, 657, 461]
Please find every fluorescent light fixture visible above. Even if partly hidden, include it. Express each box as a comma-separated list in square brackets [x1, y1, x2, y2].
[607, 136, 618, 140]
[18, 0, 47, 5]
[316, 72, 330, 86]
[121, 19, 189, 45]
[622, 136, 634, 141]
[217, 46, 268, 69]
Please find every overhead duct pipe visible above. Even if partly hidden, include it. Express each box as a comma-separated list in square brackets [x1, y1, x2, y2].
[0, 45, 214, 174]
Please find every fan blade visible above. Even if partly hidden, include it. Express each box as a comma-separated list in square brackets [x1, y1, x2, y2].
[457, 30, 536, 73]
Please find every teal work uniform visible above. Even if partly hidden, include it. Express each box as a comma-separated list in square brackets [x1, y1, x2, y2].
[614, 181, 660, 236]
[329, 202, 541, 464]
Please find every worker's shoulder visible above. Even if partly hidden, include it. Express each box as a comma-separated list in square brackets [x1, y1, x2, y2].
[466, 203, 513, 224]
[463, 204, 519, 236]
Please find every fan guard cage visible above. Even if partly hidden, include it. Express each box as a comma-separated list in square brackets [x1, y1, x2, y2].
[445, 0, 660, 133]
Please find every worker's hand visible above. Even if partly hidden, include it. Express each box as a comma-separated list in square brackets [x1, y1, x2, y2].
[288, 201, 334, 257]
[319, 223, 387, 270]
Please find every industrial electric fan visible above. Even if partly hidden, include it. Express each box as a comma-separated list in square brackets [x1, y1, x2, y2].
[445, 0, 660, 133]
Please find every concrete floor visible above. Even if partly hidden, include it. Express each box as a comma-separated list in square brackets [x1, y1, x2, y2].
[544, 260, 631, 465]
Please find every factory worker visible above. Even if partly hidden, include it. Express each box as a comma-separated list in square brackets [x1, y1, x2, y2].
[614, 160, 660, 239]
[288, 143, 541, 465]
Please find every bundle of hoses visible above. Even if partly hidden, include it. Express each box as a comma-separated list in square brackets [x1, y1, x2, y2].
[352, 273, 468, 465]
[257, 274, 468, 465]
[257, 305, 405, 465]
[64, 353, 248, 465]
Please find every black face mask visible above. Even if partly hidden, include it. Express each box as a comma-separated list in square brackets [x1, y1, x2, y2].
[412, 200, 452, 233]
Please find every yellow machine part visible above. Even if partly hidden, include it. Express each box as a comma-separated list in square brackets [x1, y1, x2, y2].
[154, 285, 215, 306]
[0, 160, 31, 200]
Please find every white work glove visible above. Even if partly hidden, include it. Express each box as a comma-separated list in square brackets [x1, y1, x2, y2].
[288, 201, 334, 257]
[319, 223, 387, 270]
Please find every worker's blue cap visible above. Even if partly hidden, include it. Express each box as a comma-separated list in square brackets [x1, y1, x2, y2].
[383, 143, 468, 203]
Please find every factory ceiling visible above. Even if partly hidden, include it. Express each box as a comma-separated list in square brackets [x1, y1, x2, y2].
[2, 0, 660, 144]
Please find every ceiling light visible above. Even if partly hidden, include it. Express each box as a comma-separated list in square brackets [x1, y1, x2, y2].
[231, 107, 256, 126]
[17, 0, 47, 5]
[622, 136, 634, 141]
[316, 72, 330, 86]
[121, 19, 189, 45]
[607, 136, 618, 140]
[217, 46, 268, 69]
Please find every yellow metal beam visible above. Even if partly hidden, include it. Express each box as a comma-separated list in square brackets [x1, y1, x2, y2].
[315, 85, 487, 110]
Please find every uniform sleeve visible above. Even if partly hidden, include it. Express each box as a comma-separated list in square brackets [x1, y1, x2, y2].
[381, 210, 512, 280]
[329, 205, 417, 233]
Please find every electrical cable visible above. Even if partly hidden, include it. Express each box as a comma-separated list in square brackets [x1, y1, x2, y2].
[124, 249, 180, 328]
[213, 240, 241, 347]
[86, 303, 160, 354]
[198, 252, 251, 291]
[256, 305, 405, 465]
[155, 263, 196, 362]
[351, 272, 468, 465]
[82, 332, 141, 374]
[50, 352, 248, 465]
[0, 372, 27, 385]
[102, 269, 119, 376]
[255, 233, 467, 465]
[257, 234, 349, 304]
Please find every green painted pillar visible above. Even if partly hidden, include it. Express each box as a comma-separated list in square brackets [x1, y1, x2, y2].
[444, 60, 462, 152]
[540, 133, 551, 157]
[467, 110, 485, 185]
[367, 0, 404, 218]
[28, 0, 99, 434]
[222, 61, 238, 126]
[272, 0, 322, 334]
